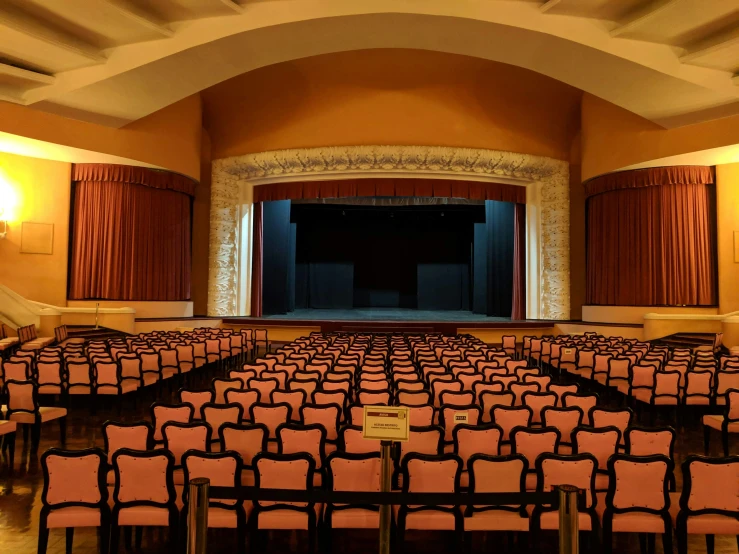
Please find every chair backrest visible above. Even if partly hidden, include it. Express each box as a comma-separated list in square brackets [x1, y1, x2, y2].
[562, 393, 598, 425]
[225, 389, 260, 418]
[541, 407, 583, 446]
[625, 426, 676, 458]
[220, 423, 268, 467]
[536, 453, 597, 508]
[299, 403, 341, 442]
[254, 452, 315, 508]
[548, 383, 579, 406]
[326, 452, 381, 496]
[401, 453, 462, 498]
[211, 378, 243, 403]
[250, 402, 291, 440]
[511, 427, 560, 467]
[522, 392, 557, 424]
[102, 421, 153, 464]
[679, 455, 739, 515]
[113, 448, 175, 506]
[404, 404, 435, 427]
[246, 377, 279, 402]
[271, 390, 307, 422]
[178, 390, 214, 419]
[590, 407, 633, 444]
[431, 379, 463, 407]
[573, 426, 621, 471]
[163, 421, 212, 465]
[201, 403, 243, 440]
[151, 402, 194, 442]
[491, 405, 533, 441]
[439, 405, 482, 442]
[277, 423, 327, 469]
[606, 454, 672, 513]
[6, 380, 38, 414]
[340, 426, 380, 454]
[453, 424, 501, 469]
[313, 390, 348, 410]
[396, 389, 431, 406]
[399, 425, 443, 464]
[41, 448, 106, 509]
[183, 451, 242, 507]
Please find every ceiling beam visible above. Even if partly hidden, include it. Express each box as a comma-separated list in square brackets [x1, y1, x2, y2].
[680, 25, 739, 63]
[0, 62, 55, 85]
[539, 0, 561, 13]
[0, 6, 105, 63]
[100, 0, 173, 37]
[219, 0, 245, 14]
[611, 0, 680, 37]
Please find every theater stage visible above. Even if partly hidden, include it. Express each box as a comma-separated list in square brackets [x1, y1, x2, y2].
[263, 308, 509, 322]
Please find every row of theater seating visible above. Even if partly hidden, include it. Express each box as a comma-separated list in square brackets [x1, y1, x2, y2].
[30, 331, 739, 554]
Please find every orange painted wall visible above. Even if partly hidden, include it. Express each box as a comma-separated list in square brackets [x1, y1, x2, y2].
[716, 163, 739, 315]
[191, 129, 212, 316]
[581, 93, 739, 181]
[569, 131, 586, 320]
[0, 95, 203, 180]
[0, 151, 71, 306]
[202, 50, 582, 162]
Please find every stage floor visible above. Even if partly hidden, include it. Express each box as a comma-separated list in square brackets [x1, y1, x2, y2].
[261, 308, 510, 322]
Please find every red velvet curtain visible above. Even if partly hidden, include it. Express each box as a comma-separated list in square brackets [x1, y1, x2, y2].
[586, 183, 717, 306]
[511, 203, 526, 319]
[250, 202, 264, 317]
[68, 181, 191, 301]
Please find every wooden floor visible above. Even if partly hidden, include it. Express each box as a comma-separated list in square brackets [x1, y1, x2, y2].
[0, 375, 736, 554]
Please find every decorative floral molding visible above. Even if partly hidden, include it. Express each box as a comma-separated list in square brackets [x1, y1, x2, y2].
[209, 145, 570, 319]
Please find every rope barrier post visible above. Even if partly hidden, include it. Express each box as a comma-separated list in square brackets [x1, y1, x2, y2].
[187, 477, 210, 554]
[379, 440, 393, 554]
[558, 484, 579, 554]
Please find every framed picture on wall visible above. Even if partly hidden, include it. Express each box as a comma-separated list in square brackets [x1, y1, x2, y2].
[20, 222, 54, 255]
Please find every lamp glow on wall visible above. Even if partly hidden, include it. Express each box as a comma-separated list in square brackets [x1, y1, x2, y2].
[0, 173, 18, 240]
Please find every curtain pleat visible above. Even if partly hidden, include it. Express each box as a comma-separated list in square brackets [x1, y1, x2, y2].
[72, 163, 196, 196]
[585, 165, 714, 198]
[586, 183, 717, 306]
[251, 202, 264, 317]
[68, 181, 191, 301]
[511, 203, 526, 319]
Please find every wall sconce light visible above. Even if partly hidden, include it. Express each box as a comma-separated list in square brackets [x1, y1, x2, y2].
[0, 207, 6, 239]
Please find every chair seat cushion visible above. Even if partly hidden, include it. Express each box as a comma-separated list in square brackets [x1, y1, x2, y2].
[703, 415, 739, 432]
[394, 507, 458, 530]
[257, 505, 322, 530]
[685, 513, 739, 535]
[38, 385, 64, 395]
[47, 507, 101, 529]
[329, 507, 380, 529]
[97, 381, 138, 395]
[464, 510, 528, 531]
[39, 406, 67, 422]
[117, 506, 173, 526]
[0, 420, 17, 435]
[143, 373, 160, 386]
[162, 368, 178, 379]
[611, 512, 668, 533]
[540, 510, 592, 531]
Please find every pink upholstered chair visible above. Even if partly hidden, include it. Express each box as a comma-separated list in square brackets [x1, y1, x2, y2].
[675, 455, 739, 554]
[590, 407, 633, 451]
[158, 348, 180, 380]
[625, 426, 677, 490]
[110, 449, 178, 553]
[211, 378, 243, 404]
[3, 359, 30, 382]
[572, 425, 620, 491]
[252, 452, 320, 551]
[225, 389, 259, 421]
[683, 370, 713, 407]
[245, 377, 279, 402]
[479, 391, 514, 424]
[229, 369, 257, 388]
[4, 380, 67, 452]
[163, 421, 212, 475]
[250, 402, 291, 449]
[522, 391, 557, 425]
[431, 380, 463, 408]
[458, 373, 484, 392]
[396, 389, 431, 406]
[38, 448, 109, 554]
[439, 390, 475, 407]
[702, 388, 739, 456]
[324, 452, 382, 536]
[94, 360, 139, 399]
[220, 422, 268, 485]
[277, 423, 327, 486]
[395, 425, 444, 487]
[501, 335, 517, 357]
[404, 404, 435, 427]
[452, 423, 501, 487]
[340, 426, 380, 454]
[36, 361, 64, 396]
[491, 405, 533, 454]
[289, 378, 320, 398]
[602, 454, 674, 554]
[606, 357, 632, 395]
[549, 383, 579, 407]
[491, 375, 519, 391]
[395, 453, 463, 548]
[510, 427, 561, 490]
[150, 402, 194, 444]
[102, 421, 153, 484]
[541, 406, 583, 454]
[562, 392, 599, 425]
[262, 369, 289, 389]
[66, 361, 93, 397]
[299, 403, 341, 450]
[178, 389, 214, 420]
[357, 389, 391, 405]
[593, 353, 614, 385]
[271, 390, 307, 422]
[201, 403, 243, 444]
[533, 453, 599, 539]
[182, 451, 248, 554]
[439, 405, 482, 448]
[0, 419, 17, 473]
[465, 454, 530, 539]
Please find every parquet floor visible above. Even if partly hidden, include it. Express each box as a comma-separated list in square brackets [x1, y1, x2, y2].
[0, 374, 736, 554]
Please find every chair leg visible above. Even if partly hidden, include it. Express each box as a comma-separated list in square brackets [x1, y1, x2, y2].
[639, 533, 647, 554]
[31, 422, 41, 454]
[22, 424, 29, 446]
[663, 528, 673, 554]
[38, 517, 50, 554]
[706, 534, 715, 554]
[99, 514, 110, 554]
[110, 524, 120, 554]
[66, 528, 74, 554]
[134, 527, 143, 549]
[721, 429, 729, 457]
[7, 431, 15, 475]
[703, 425, 711, 454]
[648, 533, 656, 554]
[124, 526, 132, 550]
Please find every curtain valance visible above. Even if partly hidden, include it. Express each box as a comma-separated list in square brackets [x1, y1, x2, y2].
[584, 165, 714, 198]
[73, 163, 196, 197]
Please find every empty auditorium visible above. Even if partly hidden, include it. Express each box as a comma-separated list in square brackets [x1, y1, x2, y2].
[1, 2, 739, 554]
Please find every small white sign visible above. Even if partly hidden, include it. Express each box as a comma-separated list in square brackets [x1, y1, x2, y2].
[453, 412, 469, 425]
[362, 405, 410, 442]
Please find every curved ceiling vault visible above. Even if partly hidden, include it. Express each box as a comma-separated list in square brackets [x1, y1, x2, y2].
[1, 0, 738, 129]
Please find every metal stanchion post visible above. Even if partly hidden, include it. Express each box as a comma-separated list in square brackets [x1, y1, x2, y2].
[379, 440, 393, 554]
[187, 477, 210, 554]
[558, 484, 579, 554]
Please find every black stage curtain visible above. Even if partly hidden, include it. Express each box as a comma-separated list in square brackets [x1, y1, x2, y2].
[262, 200, 293, 315]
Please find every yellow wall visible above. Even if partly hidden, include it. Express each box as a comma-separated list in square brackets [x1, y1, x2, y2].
[0, 95, 203, 180]
[191, 129, 212, 316]
[581, 93, 739, 180]
[0, 151, 71, 306]
[202, 50, 583, 162]
[716, 163, 739, 314]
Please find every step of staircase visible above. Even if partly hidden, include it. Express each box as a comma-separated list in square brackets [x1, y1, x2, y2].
[650, 332, 718, 351]
[66, 326, 129, 342]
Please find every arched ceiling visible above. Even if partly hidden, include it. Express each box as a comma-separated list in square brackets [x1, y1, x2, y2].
[1, 0, 738, 129]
